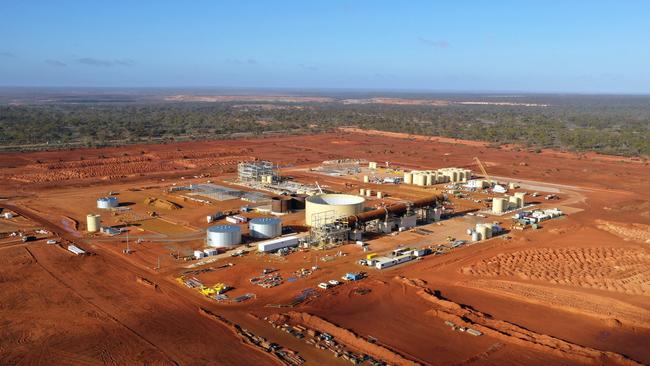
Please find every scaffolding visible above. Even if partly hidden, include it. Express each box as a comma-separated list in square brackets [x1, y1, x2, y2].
[309, 210, 350, 246]
[237, 161, 276, 182]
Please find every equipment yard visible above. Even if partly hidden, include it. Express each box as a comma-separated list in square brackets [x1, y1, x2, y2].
[1, 129, 649, 366]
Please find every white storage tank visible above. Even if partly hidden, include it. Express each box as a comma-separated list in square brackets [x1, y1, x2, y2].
[363, 175, 369, 183]
[207, 225, 242, 248]
[514, 192, 526, 207]
[425, 174, 433, 186]
[86, 214, 101, 232]
[97, 196, 119, 209]
[359, 188, 365, 196]
[492, 198, 507, 214]
[403, 172, 413, 184]
[305, 194, 365, 227]
[249, 217, 282, 239]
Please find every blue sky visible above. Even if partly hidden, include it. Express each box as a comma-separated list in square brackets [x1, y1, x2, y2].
[1, 0, 649, 93]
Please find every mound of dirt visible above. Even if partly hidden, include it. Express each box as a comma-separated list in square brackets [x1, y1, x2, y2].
[143, 197, 182, 210]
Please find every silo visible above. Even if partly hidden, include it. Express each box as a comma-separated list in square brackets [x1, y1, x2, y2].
[376, 191, 383, 199]
[471, 231, 480, 241]
[403, 172, 413, 184]
[365, 189, 372, 197]
[476, 224, 488, 240]
[86, 214, 101, 232]
[451, 171, 459, 182]
[363, 175, 369, 183]
[359, 188, 365, 196]
[483, 224, 493, 238]
[508, 196, 521, 209]
[514, 192, 526, 207]
[492, 198, 506, 214]
[415, 174, 426, 186]
[249, 217, 282, 239]
[207, 225, 242, 248]
[425, 174, 433, 186]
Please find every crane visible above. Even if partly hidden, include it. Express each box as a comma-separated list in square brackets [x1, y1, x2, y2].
[473, 157, 492, 185]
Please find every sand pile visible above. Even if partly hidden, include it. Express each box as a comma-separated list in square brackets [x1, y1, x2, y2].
[143, 197, 182, 210]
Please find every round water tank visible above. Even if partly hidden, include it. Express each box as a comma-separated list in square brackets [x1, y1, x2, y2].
[97, 197, 119, 209]
[207, 225, 241, 248]
[305, 194, 365, 227]
[249, 217, 282, 239]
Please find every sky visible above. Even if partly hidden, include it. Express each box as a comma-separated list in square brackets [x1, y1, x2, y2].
[1, 0, 649, 93]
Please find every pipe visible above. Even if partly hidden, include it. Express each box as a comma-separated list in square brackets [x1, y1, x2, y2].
[348, 194, 446, 225]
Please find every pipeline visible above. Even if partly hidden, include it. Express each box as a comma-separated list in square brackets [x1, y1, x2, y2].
[347, 194, 446, 225]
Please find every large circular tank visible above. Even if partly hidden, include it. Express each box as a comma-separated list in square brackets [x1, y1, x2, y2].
[492, 197, 507, 214]
[305, 194, 365, 227]
[207, 225, 241, 248]
[249, 217, 282, 239]
[97, 197, 119, 209]
[86, 214, 101, 232]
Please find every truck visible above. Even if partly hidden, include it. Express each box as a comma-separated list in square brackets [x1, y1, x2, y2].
[21, 236, 36, 243]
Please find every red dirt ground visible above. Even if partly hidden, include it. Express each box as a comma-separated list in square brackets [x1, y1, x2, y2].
[1, 129, 649, 365]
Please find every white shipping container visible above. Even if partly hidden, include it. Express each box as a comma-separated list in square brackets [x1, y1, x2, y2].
[67, 245, 85, 255]
[257, 235, 299, 252]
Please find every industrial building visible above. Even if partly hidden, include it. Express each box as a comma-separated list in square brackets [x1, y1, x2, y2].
[206, 225, 242, 248]
[97, 196, 119, 209]
[249, 217, 282, 239]
[237, 161, 276, 182]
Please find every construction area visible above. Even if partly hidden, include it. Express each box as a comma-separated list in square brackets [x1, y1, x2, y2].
[1, 129, 649, 366]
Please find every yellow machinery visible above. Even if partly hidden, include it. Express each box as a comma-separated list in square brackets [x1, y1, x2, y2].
[366, 253, 377, 260]
[473, 157, 492, 185]
[200, 283, 229, 296]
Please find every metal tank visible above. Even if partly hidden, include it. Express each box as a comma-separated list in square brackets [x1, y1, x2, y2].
[207, 225, 242, 248]
[508, 196, 521, 209]
[97, 197, 119, 209]
[305, 194, 365, 227]
[86, 214, 101, 232]
[271, 196, 292, 213]
[514, 192, 526, 207]
[492, 198, 507, 214]
[425, 173, 433, 186]
[403, 172, 413, 184]
[248, 217, 282, 239]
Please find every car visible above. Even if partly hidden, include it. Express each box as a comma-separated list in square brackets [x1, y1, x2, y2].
[46, 239, 57, 245]
[318, 282, 330, 289]
[328, 279, 340, 286]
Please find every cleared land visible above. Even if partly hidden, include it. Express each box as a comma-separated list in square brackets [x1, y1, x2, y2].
[1, 130, 649, 365]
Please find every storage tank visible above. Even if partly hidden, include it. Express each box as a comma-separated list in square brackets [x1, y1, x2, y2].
[492, 197, 507, 214]
[271, 196, 292, 213]
[376, 191, 383, 199]
[305, 194, 365, 227]
[359, 188, 365, 196]
[291, 194, 307, 210]
[471, 231, 480, 241]
[476, 223, 492, 239]
[365, 189, 372, 197]
[508, 196, 521, 209]
[207, 225, 241, 248]
[249, 217, 282, 239]
[514, 192, 526, 207]
[425, 174, 433, 186]
[86, 214, 101, 232]
[97, 197, 119, 209]
[363, 175, 369, 183]
[403, 172, 413, 184]
[415, 174, 426, 186]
